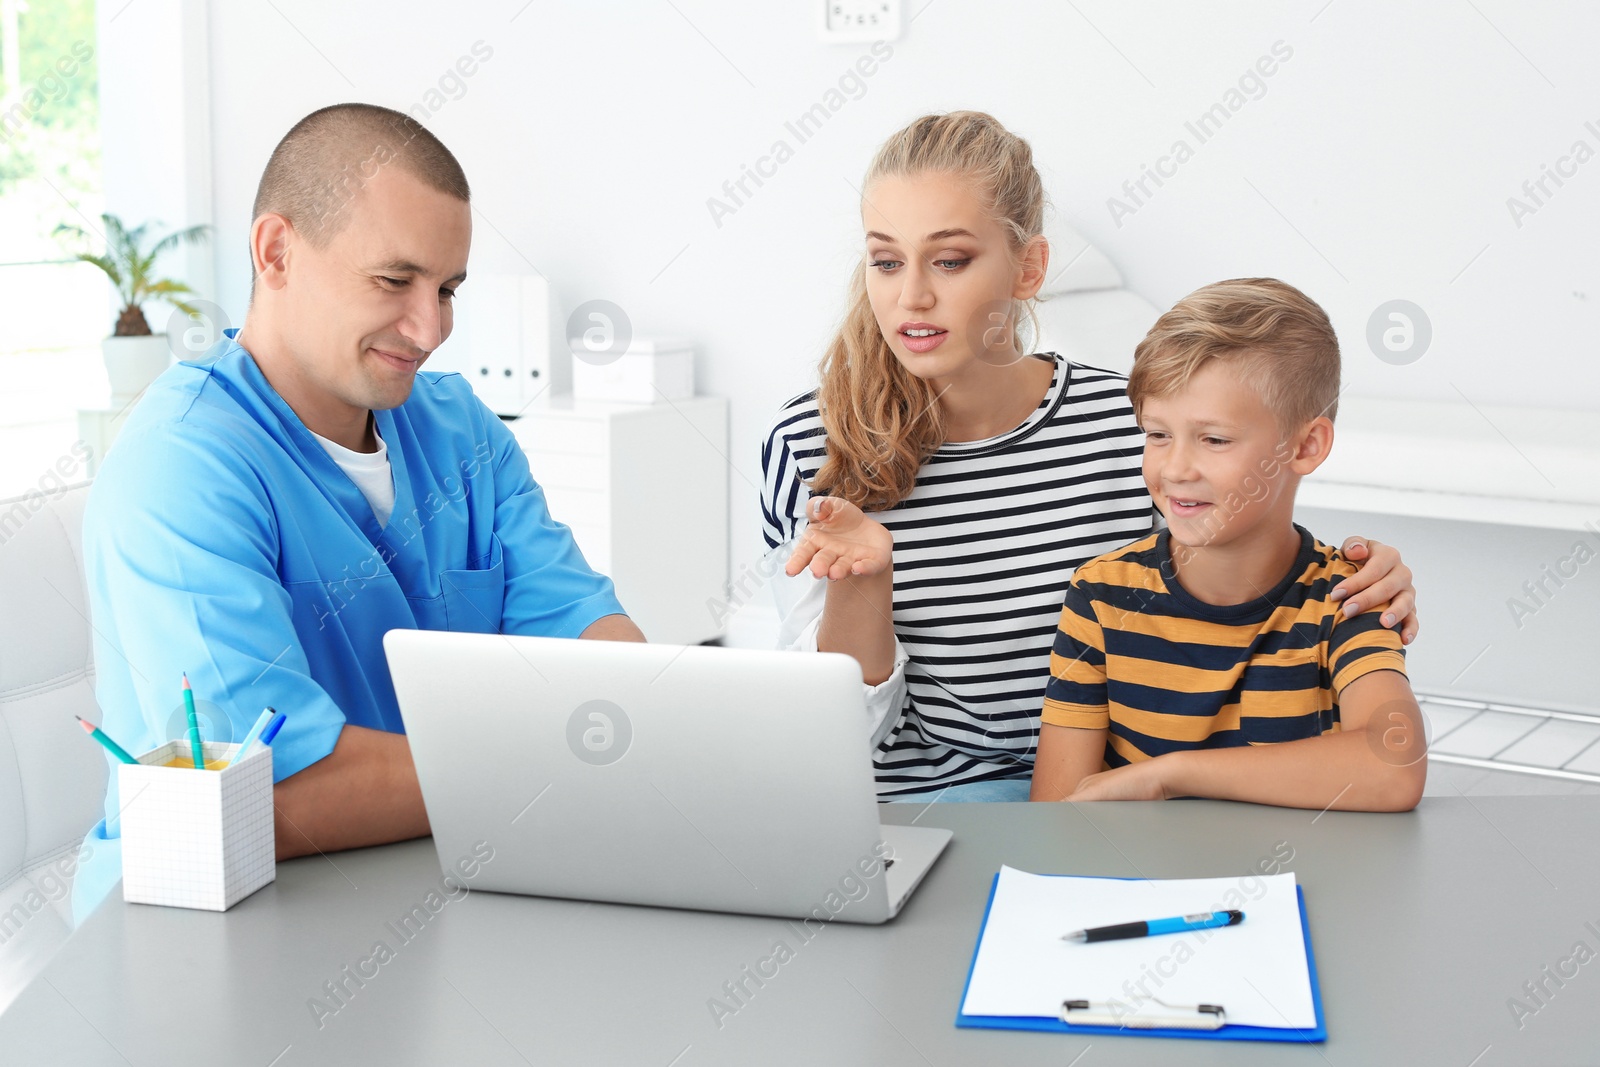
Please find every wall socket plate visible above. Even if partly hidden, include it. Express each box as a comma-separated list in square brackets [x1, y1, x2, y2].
[817, 0, 902, 43]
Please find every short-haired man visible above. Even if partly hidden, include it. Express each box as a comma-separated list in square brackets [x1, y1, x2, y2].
[74, 103, 643, 919]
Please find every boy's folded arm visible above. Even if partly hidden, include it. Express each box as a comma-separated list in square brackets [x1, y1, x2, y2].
[1035, 578, 1113, 801]
[1032, 718, 1108, 801]
[1155, 669, 1426, 812]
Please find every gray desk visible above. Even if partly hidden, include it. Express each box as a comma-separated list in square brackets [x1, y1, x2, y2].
[4, 798, 1598, 1065]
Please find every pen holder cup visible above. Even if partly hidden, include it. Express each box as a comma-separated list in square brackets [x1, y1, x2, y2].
[119, 740, 276, 911]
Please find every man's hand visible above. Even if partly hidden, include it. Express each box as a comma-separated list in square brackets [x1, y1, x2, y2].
[1063, 758, 1173, 802]
[786, 496, 893, 581]
[1334, 537, 1419, 644]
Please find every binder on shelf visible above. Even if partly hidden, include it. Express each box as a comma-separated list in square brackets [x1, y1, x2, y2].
[956, 867, 1326, 1043]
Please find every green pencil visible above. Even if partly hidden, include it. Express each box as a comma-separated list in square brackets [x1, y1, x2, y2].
[182, 673, 204, 769]
[76, 715, 138, 764]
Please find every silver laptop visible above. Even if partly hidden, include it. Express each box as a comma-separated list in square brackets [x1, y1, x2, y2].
[383, 631, 952, 923]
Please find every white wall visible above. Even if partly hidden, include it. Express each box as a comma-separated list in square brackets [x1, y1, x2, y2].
[138, 0, 1600, 603]
[97, 0, 213, 335]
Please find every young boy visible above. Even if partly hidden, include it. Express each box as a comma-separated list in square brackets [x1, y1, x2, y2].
[1030, 278, 1426, 811]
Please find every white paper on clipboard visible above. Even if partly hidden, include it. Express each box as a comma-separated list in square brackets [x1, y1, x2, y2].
[961, 866, 1316, 1030]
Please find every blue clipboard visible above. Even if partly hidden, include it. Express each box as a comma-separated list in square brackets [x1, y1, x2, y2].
[955, 872, 1327, 1043]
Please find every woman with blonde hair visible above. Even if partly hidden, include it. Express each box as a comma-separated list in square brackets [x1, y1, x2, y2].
[760, 110, 1418, 802]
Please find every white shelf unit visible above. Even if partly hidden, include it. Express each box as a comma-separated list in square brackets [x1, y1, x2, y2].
[76, 402, 139, 477]
[1302, 397, 1600, 531]
[506, 395, 730, 645]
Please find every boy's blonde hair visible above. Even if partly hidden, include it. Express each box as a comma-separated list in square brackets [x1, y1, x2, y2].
[1127, 278, 1340, 430]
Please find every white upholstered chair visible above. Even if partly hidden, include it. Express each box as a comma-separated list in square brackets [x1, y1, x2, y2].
[0, 483, 108, 1014]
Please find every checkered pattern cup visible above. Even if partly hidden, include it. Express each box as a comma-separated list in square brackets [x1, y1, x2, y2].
[118, 740, 276, 911]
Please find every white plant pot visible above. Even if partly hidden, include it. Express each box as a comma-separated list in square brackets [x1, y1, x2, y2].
[101, 334, 174, 400]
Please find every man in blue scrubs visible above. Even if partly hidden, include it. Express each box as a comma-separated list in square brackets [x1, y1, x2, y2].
[73, 103, 644, 918]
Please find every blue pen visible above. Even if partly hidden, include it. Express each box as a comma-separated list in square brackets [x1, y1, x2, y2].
[1064, 910, 1244, 943]
[225, 708, 278, 768]
[232, 711, 286, 766]
[259, 711, 287, 747]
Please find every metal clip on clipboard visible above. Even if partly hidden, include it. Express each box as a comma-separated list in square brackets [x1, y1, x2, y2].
[1061, 998, 1227, 1030]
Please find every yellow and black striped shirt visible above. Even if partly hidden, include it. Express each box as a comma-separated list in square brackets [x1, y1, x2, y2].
[1041, 525, 1406, 767]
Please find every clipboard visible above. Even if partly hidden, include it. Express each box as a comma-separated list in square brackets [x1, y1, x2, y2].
[955, 872, 1327, 1043]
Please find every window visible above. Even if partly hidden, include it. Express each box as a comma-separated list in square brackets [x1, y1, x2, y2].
[0, 0, 103, 498]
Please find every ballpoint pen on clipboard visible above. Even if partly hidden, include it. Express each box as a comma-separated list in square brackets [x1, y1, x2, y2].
[1064, 909, 1245, 943]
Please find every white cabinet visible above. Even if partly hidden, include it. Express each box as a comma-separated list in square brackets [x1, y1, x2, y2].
[506, 396, 729, 645]
[76, 403, 137, 477]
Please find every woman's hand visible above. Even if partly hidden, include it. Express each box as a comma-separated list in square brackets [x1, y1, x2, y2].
[785, 496, 893, 581]
[1334, 537, 1419, 645]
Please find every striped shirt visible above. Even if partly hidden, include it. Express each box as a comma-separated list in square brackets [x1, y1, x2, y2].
[1041, 525, 1408, 766]
[761, 354, 1153, 797]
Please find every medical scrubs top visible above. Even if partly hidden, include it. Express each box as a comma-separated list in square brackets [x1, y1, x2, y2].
[71, 330, 624, 919]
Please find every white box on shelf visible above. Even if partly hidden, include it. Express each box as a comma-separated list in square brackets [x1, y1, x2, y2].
[119, 739, 276, 911]
[571, 337, 694, 404]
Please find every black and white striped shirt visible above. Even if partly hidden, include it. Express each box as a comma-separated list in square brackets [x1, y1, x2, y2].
[760, 354, 1154, 797]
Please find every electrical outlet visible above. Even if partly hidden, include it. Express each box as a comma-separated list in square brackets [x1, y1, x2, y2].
[818, 0, 902, 43]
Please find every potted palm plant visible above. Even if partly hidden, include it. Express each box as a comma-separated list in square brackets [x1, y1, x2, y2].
[55, 214, 212, 399]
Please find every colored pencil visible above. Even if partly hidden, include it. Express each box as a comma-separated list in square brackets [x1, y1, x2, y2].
[75, 715, 137, 764]
[182, 673, 204, 769]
